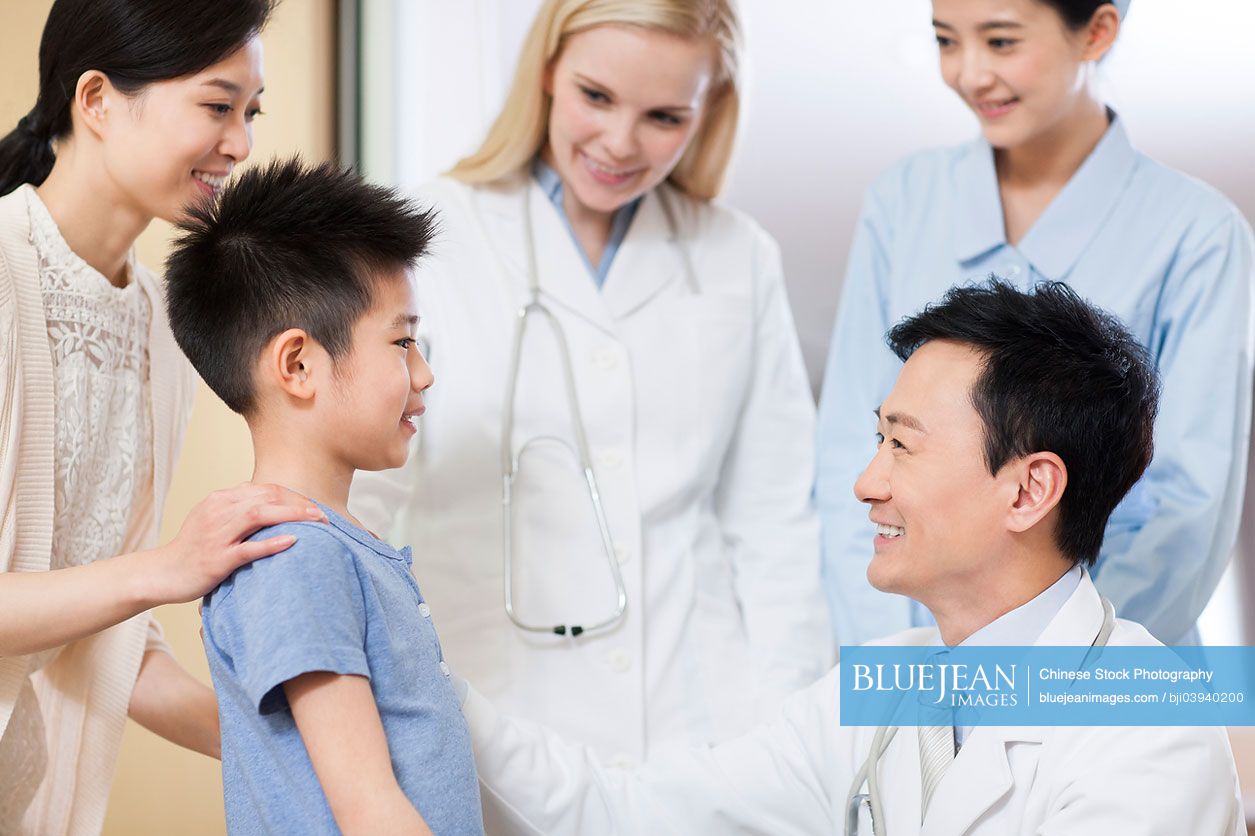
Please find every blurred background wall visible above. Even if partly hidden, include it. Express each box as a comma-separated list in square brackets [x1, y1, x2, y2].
[359, 0, 1255, 385]
[0, 1, 334, 833]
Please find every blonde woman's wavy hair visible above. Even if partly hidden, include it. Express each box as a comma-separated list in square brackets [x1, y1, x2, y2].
[448, 0, 741, 201]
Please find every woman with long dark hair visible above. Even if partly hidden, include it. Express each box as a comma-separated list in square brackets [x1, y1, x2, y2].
[0, 2, 319, 831]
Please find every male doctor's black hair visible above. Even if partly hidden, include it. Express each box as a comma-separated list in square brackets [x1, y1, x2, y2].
[164, 156, 438, 415]
[887, 279, 1159, 568]
[0, 0, 274, 196]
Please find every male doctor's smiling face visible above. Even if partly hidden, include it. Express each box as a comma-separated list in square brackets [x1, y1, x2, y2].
[931, 0, 1116, 151]
[855, 340, 1021, 606]
[542, 24, 715, 217]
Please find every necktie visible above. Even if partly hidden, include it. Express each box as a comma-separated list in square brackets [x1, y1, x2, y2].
[918, 722, 955, 819]
[919, 647, 957, 820]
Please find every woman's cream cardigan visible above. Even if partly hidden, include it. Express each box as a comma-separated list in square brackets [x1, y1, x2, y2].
[0, 187, 196, 835]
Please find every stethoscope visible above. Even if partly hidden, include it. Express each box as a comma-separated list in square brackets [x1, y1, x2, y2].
[843, 595, 1117, 836]
[499, 180, 699, 637]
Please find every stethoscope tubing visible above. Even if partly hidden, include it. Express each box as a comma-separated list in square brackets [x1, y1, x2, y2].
[499, 181, 696, 637]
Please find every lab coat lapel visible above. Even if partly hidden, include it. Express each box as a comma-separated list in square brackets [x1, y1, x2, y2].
[471, 177, 617, 336]
[878, 725, 924, 829]
[918, 726, 1038, 836]
[600, 187, 684, 320]
[920, 571, 1104, 835]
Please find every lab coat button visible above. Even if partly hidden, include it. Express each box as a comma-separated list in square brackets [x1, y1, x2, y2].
[606, 649, 632, 672]
[613, 542, 631, 564]
[593, 348, 619, 370]
[418, 602, 431, 618]
[597, 449, 624, 470]
[608, 753, 638, 769]
[439, 660, 451, 676]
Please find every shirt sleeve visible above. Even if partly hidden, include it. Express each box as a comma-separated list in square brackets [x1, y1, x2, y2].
[815, 183, 916, 646]
[0, 287, 33, 742]
[1, 289, 21, 577]
[204, 523, 371, 714]
[1091, 208, 1255, 643]
[143, 612, 173, 657]
[465, 672, 844, 836]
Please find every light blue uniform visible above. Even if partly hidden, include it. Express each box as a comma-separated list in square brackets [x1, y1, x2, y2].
[817, 113, 1255, 646]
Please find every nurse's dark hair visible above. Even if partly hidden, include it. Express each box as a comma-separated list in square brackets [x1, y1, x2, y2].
[0, 0, 275, 197]
[886, 279, 1159, 568]
[164, 157, 438, 416]
[1037, 0, 1117, 29]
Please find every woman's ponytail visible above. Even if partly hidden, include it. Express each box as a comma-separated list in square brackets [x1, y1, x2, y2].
[0, 0, 275, 199]
[0, 107, 58, 197]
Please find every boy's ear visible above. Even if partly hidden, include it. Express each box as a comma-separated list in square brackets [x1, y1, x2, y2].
[267, 328, 317, 401]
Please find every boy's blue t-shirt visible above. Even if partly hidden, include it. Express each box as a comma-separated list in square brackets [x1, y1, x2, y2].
[201, 503, 484, 835]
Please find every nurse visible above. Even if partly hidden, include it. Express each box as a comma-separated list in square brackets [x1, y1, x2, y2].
[351, 0, 832, 763]
[816, 0, 1255, 646]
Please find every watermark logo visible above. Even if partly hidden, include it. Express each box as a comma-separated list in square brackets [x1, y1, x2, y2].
[851, 658, 1017, 708]
[840, 646, 1255, 727]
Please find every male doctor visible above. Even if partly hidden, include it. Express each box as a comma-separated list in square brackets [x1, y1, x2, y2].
[458, 280, 1244, 835]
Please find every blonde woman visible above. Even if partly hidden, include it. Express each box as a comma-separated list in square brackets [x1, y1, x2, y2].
[352, 0, 833, 763]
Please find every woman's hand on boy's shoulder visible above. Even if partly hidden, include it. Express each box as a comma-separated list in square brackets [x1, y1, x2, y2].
[137, 483, 329, 607]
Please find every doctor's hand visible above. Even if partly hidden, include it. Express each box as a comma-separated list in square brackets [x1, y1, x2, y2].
[139, 483, 328, 606]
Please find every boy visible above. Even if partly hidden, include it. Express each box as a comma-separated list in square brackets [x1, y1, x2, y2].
[164, 157, 483, 835]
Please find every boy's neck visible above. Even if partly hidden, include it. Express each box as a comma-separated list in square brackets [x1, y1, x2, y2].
[251, 445, 358, 524]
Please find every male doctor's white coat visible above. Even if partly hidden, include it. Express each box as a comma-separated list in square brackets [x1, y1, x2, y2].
[351, 173, 834, 764]
[461, 570, 1245, 835]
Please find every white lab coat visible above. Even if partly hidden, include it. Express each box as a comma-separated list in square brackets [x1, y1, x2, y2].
[462, 570, 1245, 835]
[351, 173, 833, 764]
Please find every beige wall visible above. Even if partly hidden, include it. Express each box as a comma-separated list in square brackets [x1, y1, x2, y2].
[0, 1, 335, 832]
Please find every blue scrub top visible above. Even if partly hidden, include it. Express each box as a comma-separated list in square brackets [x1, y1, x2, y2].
[816, 113, 1255, 646]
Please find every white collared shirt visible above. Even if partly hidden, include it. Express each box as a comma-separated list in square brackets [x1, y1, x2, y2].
[939, 566, 1082, 746]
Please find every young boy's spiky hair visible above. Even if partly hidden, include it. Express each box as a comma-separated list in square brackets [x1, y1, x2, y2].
[165, 156, 437, 414]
